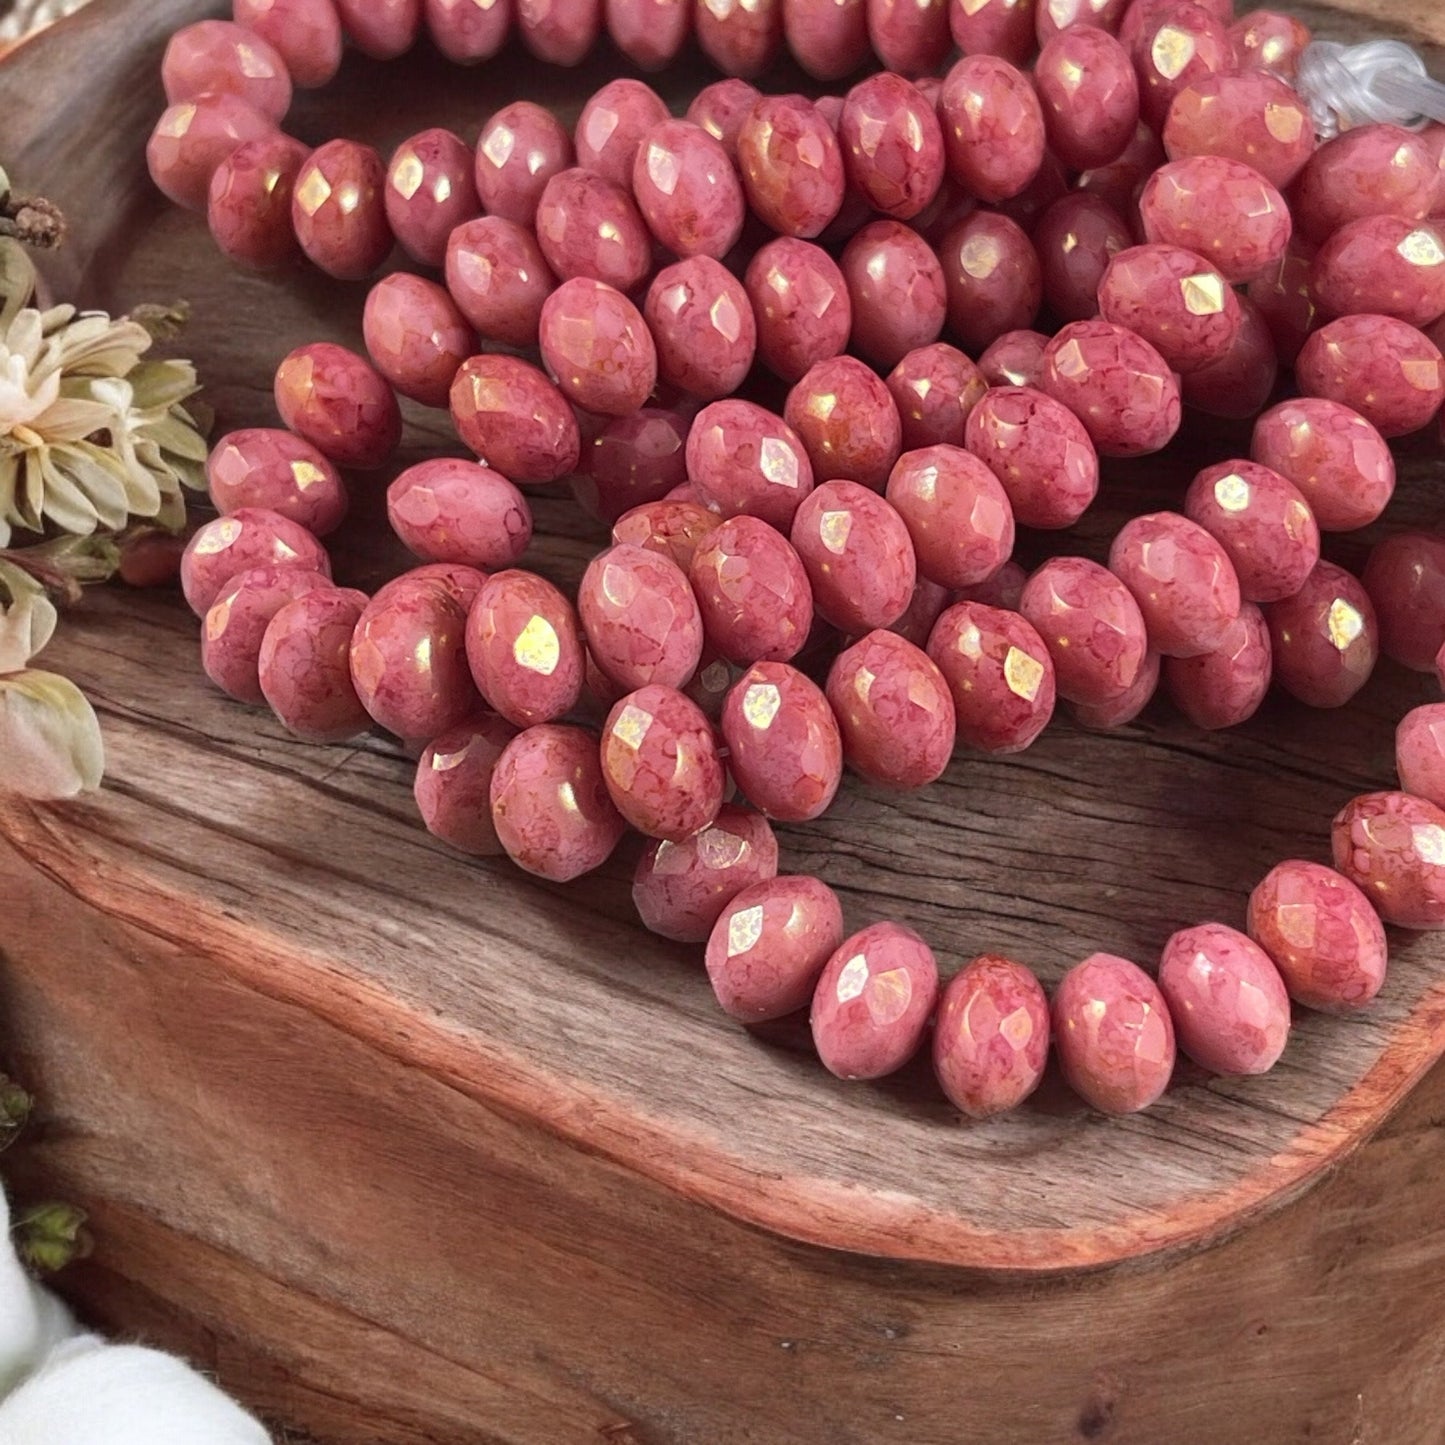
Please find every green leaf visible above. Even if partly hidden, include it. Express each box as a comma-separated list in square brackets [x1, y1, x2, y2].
[12, 1202, 91, 1274]
[0, 238, 36, 330]
[0, 669, 104, 798]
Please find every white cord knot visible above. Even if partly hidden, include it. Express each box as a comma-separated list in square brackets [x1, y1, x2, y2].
[1296, 39, 1445, 139]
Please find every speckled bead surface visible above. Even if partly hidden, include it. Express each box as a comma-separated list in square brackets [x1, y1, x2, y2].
[736, 94, 845, 239]
[1034, 193, 1131, 324]
[784, 357, 902, 491]
[745, 237, 852, 383]
[645, 256, 756, 401]
[1294, 123, 1437, 245]
[978, 329, 1049, 388]
[1180, 293, 1279, 421]
[867, 0, 950, 75]
[450, 354, 581, 485]
[938, 211, 1042, 355]
[575, 79, 668, 187]
[933, 955, 1050, 1117]
[258, 586, 371, 743]
[688, 515, 814, 665]
[686, 399, 815, 530]
[207, 428, 347, 538]
[473, 101, 573, 225]
[1162, 601, 1272, 730]
[1397, 704, 1445, 811]
[1294, 314, 1445, 439]
[538, 277, 657, 417]
[685, 78, 762, 157]
[147, 92, 278, 213]
[1035, 26, 1138, 171]
[464, 570, 584, 728]
[811, 922, 940, 1080]
[181, 506, 332, 616]
[384, 127, 480, 268]
[233, 0, 343, 87]
[201, 564, 331, 704]
[840, 219, 947, 370]
[274, 342, 401, 471]
[886, 343, 988, 451]
[791, 482, 917, 634]
[207, 134, 310, 271]
[1130, 1, 1232, 131]
[376, 563, 489, 613]
[885, 444, 1014, 589]
[1310, 217, 1445, 330]
[1362, 532, 1445, 672]
[414, 713, 518, 857]
[1162, 71, 1314, 190]
[1069, 645, 1160, 729]
[838, 72, 945, 221]
[574, 409, 688, 525]
[632, 119, 746, 260]
[363, 273, 473, 409]
[534, 168, 651, 294]
[938, 54, 1046, 203]
[1332, 791, 1445, 930]
[1097, 243, 1239, 375]
[578, 543, 704, 692]
[949, 0, 1036, 62]
[614, 498, 722, 573]
[292, 139, 392, 281]
[1265, 559, 1378, 709]
[387, 459, 530, 570]
[445, 216, 557, 350]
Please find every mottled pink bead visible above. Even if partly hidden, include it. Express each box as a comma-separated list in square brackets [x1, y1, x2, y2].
[615, 499, 722, 573]
[949, 0, 1035, 62]
[1183, 459, 1319, 605]
[232, 0, 342, 88]
[1295, 314, 1445, 439]
[414, 713, 517, 856]
[362, 273, 472, 409]
[646, 257, 756, 401]
[575, 79, 668, 188]
[1075, 118, 1164, 216]
[474, 101, 573, 226]
[163, 19, 291, 119]
[689, 515, 813, 665]
[1246, 239, 1320, 367]
[1333, 792, 1445, 930]
[812, 922, 939, 1080]
[333, 0, 419, 55]
[206, 134, 309, 271]
[939, 55, 1046, 203]
[538, 277, 657, 417]
[1097, 243, 1239, 375]
[933, 955, 1049, 1117]
[424, 0, 512, 61]
[840, 220, 946, 370]
[181, 506, 331, 616]
[534, 168, 650, 294]
[445, 216, 555, 351]
[600, 685, 724, 840]
[927, 600, 1055, 752]
[147, 93, 277, 212]
[579, 543, 704, 691]
[938, 211, 1041, 356]
[517, 0, 600, 62]
[490, 724, 626, 882]
[258, 585, 370, 742]
[837, 72, 945, 222]
[889, 576, 952, 649]
[291, 140, 392, 281]
[1037, 0, 1128, 43]
[885, 445, 1013, 590]
[1033, 193, 1130, 324]
[450, 354, 580, 485]
[1163, 71, 1314, 191]
[1363, 533, 1445, 673]
[885, 344, 987, 452]
[783, 0, 868, 78]
[1179, 293, 1279, 421]
[784, 357, 902, 491]
[1229, 8, 1310, 77]
[1039, 319, 1181, 458]
[388, 459, 530, 571]
[1295, 124, 1436, 246]
[1265, 559, 1378, 709]
[201, 564, 329, 704]
[575, 409, 689, 525]
[978, 329, 1049, 388]
[990, 151, 1072, 235]
[695, 0, 782, 76]
[1397, 704, 1445, 812]
[745, 238, 852, 383]
[1069, 645, 1161, 729]
[1311, 217, 1445, 331]
[1035, 27, 1138, 172]
[706, 874, 843, 1021]
[1129, 1, 1231, 131]
[1251, 399, 1394, 533]
[376, 563, 488, 612]
[687, 399, 815, 530]
[867, 0, 950, 74]
[827, 630, 954, 789]
[722, 662, 843, 821]
[685, 78, 761, 159]
[1020, 555, 1149, 704]
[606, 0, 691, 68]
[736, 96, 845, 240]
[383, 128, 479, 268]
[632, 120, 746, 261]
[1163, 601, 1272, 730]
[207, 428, 347, 537]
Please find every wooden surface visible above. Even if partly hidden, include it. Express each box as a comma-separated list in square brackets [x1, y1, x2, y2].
[3, 0, 1445, 1440]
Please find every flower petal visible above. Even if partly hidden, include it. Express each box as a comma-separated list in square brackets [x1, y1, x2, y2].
[0, 669, 104, 799]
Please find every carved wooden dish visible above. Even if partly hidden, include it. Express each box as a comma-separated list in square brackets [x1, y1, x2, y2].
[3, 2, 1445, 1440]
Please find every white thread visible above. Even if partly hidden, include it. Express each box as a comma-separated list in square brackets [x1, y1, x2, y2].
[1296, 39, 1445, 138]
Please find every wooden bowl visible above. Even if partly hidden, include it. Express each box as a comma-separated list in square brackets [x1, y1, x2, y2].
[4, 2, 1445, 1440]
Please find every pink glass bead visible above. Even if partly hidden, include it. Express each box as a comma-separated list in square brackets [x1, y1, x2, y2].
[1251, 399, 1395, 533]
[490, 724, 625, 882]
[383, 128, 479, 269]
[517, 0, 600, 62]
[1311, 217, 1445, 330]
[1130, 2, 1232, 132]
[1295, 314, 1445, 439]
[1363, 533, 1445, 673]
[688, 516, 813, 666]
[575, 409, 689, 525]
[616, 499, 722, 573]
[933, 955, 1050, 1117]
[938, 55, 1046, 204]
[1039, 319, 1181, 458]
[695, 0, 782, 76]
[1183, 459, 1319, 605]
[578, 543, 704, 692]
[928, 598, 1056, 752]
[1333, 791, 1445, 930]
[163, 20, 291, 120]
[445, 216, 556, 350]
[291, 140, 392, 281]
[886, 344, 987, 452]
[1139, 155, 1290, 284]
[362, 273, 472, 409]
[811, 921, 939, 1080]
[1097, 243, 1239, 375]
[1229, 8, 1309, 77]
[207, 134, 309, 271]
[646, 257, 755, 401]
[450, 354, 580, 485]
[333, 0, 419, 55]
[958, 559, 1026, 611]
[722, 662, 843, 821]
[885, 444, 1014, 590]
[949, 0, 1035, 62]
[207, 427, 347, 537]
[867, 0, 950, 74]
[606, 0, 691, 67]
[784, 357, 902, 492]
[1248, 859, 1385, 1013]
[575, 79, 669, 188]
[707, 874, 844, 1021]
[938, 212, 1041, 356]
[1157, 923, 1290, 1076]
[538, 277, 657, 418]
[350, 575, 477, 740]
[1069, 644, 1158, 728]
[202, 564, 330, 704]
[827, 630, 955, 789]
[182, 507, 331, 618]
[840, 220, 946, 371]
[745, 237, 852, 383]
[632, 120, 746, 261]
[1163, 601, 1272, 730]
[1036, 0, 1127, 42]
[388, 459, 530, 570]
[1295, 124, 1437, 246]
[1398, 704, 1445, 811]
[790, 482, 917, 634]
[1053, 952, 1175, 1114]
[978, 329, 1049, 388]
[990, 153, 1072, 236]
[600, 684, 724, 840]
[1108, 511, 1241, 658]
[376, 563, 488, 612]
[1265, 559, 1377, 709]
[1179, 293, 1278, 421]
[963, 385, 1097, 531]
[838, 72, 945, 222]
[232, 0, 342, 88]
[414, 713, 516, 856]
[783, 0, 868, 78]
[147, 93, 277, 213]
[1020, 555, 1148, 705]
[424, 0, 512, 61]
[257, 586, 370, 742]
[1034, 193, 1130, 324]
[474, 101, 573, 226]
[1162, 71, 1314, 191]
[686, 399, 815, 530]
[1035, 26, 1138, 171]
[1075, 119, 1164, 217]
[686, 78, 761, 159]
[1245, 240, 1319, 366]
[635, 805, 778, 942]
[534, 168, 651, 295]
[736, 96, 845, 240]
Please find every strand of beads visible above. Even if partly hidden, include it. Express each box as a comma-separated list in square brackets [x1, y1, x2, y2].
[151, 0, 1445, 1122]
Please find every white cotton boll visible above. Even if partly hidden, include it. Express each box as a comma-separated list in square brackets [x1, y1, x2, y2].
[0, 1336, 273, 1444]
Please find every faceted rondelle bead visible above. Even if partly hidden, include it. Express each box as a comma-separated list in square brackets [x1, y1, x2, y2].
[606, 0, 692, 69]
[886, 343, 988, 451]
[1052, 952, 1176, 1115]
[376, 563, 488, 612]
[1246, 239, 1321, 366]
[445, 216, 557, 350]
[616, 499, 722, 574]
[414, 713, 518, 856]
[578, 543, 704, 692]
[147, 93, 278, 212]
[686, 78, 762, 158]
[840, 219, 947, 370]
[885, 444, 1014, 589]
[838, 72, 945, 221]
[706, 874, 844, 1022]
[736, 94, 846, 239]
[575, 78, 669, 188]
[932, 955, 1050, 1118]
[1034, 26, 1139, 172]
[291, 139, 393, 281]
[634, 805, 779, 943]
[1294, 314, 1445, 439]
[600, 684, 725, 841]
[938, 211, 1043, 356]
[695, 0, 783, 77]
[1183, 294, 1280, 421]
[1033, 193, 1132, 324]
[201, 565, 331, 704]
[978, 329, 1049, 388]
[425, 0, 514, 63]
[538, 277, 658, 418]
[745, 237, 852, 383]
[1162, 601, 1273, 730]
[1074, 118, 1164, 217]
[867, 0, 951, 75]
[1397, 705, 1445, 812]
[474, 101, 574, 225]
[387, 458, 530, 570]
[207, 134, 310, 271]
[784, 357, 902, 491]
[825, 630, 956, 790]
[927, 600, 1056, 753]
[949, 0, 1036, 63]
[489, 724, 627, 883]
[1097, 244, 1239, 375]
[464, 570, 584, 728]
[1069, 647, 1160, 730]
[938, 54, 1047, 204]
[1229, 8, 1311, 78]
[1362, 533, 1445, 673]
[1294, 123, 1437, 245]
[449, 354, 581, 485]
[1035, 0, 1128, 44]
[362, 273, 473, 409]
[233, 0, 344, 88]
[534, 168, 651, 294]
[721, 661, 843, 822]
[1310, 217, 1445, 330]
[686, 399, 815, 531]
[334, 0, 421, 57]
[646, 256, 757, 401]
[1130, 1, 1233, 131]
[182, 506, 332, 618]
[782, 0, 868, 79]
[1265, 559, 1377, 709]
[1019, 555, 1149, 705]
[688, 515, 814, 666]
[1332, 791, 1445, 931]
[575, 409, 690, 525]
[631, 121, 746, 262]
[811, 922, 940, 1080]
[384, 127, 479, 269]
[517, 0, 601, 63]
[1162, 71, 1315, 190]
[258, 586, 371, 743]
[206, 428, 347, 538]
